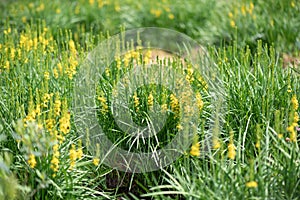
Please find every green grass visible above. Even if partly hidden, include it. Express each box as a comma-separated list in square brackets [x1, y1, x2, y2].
[0, 0, 300, 199]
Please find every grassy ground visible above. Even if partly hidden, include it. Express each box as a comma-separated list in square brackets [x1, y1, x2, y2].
[0, 0, 300, 199]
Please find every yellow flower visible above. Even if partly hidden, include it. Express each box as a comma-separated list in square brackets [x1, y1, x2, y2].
[50, 155, 59, 172]
[89, 0, 95, 5]
[46, 118, 55, 131]
[98, 95, 109, 114]
[190, 142, 200, 156]
[59, 112, 71, 134]
[69, 144, 77, 169]
[56, 8, 61, 14]
[133, 92, 139, 111]
[241, 5, 246, 16]
[150, 9, 162, 18]
[44, 71, 50, 80]
[230, 20, 236, 28]
[213, 138, 221, 149]
[28, 153, 37, 168]
[228, 12, 233, 18]
[291, 95, 298, 110]
[53, 68, 58, 79]
[291, 1, 295, 8]
[170, 94, 179, 114]
[196, 92, 204, 111]
[21, 16, 27, 23]
[246, 181, 258, 188]
[228, 143, 236, 160]
[148, 92, 154, 109]
[3, 61, 10, 70]
[93, 158, 100, 166]
[54, 94, 61, 116]
[168, 13, 175, 20]
[114, 4, 121, 12]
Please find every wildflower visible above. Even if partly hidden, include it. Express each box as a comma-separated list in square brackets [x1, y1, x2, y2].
[44, 71, 50, 80]
[291, 95, 298, 110]
[228, 130, 236, 160]
[93, 158, 100, 166]
[54, 93, 61, 116]
[241, 5, 246, 16]
[133, 92, 139, 112]
[28, 153, 37, 168]
[161, 103, 168, 112]
[246, 181, 258, 188]
[77, 140, 83, 159]
[168, 13, 175, 20]
[97, 95, 109, 114]
[3, 27, 11, 35]
[196, 92, 204, 111]
[56, 8, 61, 14]
[114, 3, 121, 12]
[57, 62, 63, 75]
[228, 12, 233, 18]
[190, 142, 200, 156]
[230, 20, 236, 28]
[170, 94, 179, 114]
[46, 119, 55, 131]
[53, 68, 58, 79]
[89, 0, 95, 5]
[3, 61, 10, 70]
[247, 2, 254, 14]
[148, 92, 154, 110]
[59, 112, 71, 134]
[69, 39, 77, 55]
[42, 93, 53, 108]
[69, 144, 77, 169]
[213, 138, 221, 149]
[36, 3, 45, 12]
[150, 9, 162, 18]
[291, 1, 295, 8]
[21, 16, 27, 23]
[51, 144, 60, 172]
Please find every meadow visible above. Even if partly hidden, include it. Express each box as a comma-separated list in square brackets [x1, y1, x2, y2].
[0, 0, 300, 199]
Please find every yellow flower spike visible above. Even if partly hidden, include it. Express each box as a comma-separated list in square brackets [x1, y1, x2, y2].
[93, 143, 100, 166]
[148, 92, 154, 110]
[4, 61, 10, 71]
[28, 153, 37, 168]
[246, 181, 258, 188]
[133, 92, 140, 112]
[230, 20, 236, 28]
[53, 68, 58, 79]
[213, 138, 221, 149]
[168, 13, 175, 20]
[54, 94, 61, 117]
[97, 95, 109, 114]
[69, 144, 77, 170]
[44, 71, 50, 80]
[190, 142, 200, 157]
[21, 16, 27, 23]
[77, 140, 83, 159]
[228, 130, 236, 160]
[93, 158, 100, 166]
[190, 133, 200, 157]
[241, 5, 246, 16]
[291, 95, 299, 110]
[69, 39, 77, 55]
[195, 92, 204, 111]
